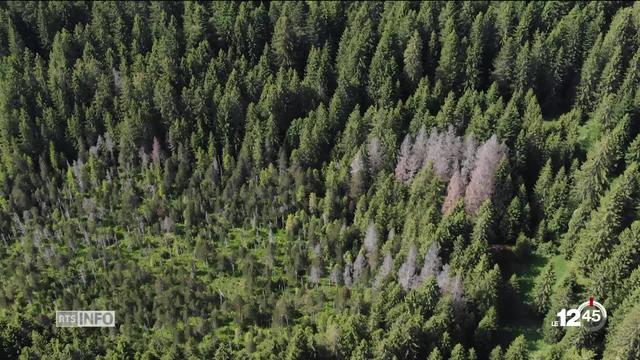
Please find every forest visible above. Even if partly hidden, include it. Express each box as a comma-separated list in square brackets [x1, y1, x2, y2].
[0, 1, 639, 359]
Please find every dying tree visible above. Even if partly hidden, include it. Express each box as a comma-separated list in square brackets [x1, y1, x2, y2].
[464, 135, 506, 215]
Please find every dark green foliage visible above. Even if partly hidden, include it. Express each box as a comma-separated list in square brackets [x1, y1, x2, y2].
[0, 2, 639, 359]
[542, 272, 578, 344]
[591, 221, 640, 305]
[435, 17, 462, 95]
[474, 306, 498, 353]
[504, 335, 528, 360]
[572, 116, 631, 208]
[403, 30, 423, 92]
[603, 302, 640, 360]
[571, 163, 639, 277]
[532, 263, 556, 316]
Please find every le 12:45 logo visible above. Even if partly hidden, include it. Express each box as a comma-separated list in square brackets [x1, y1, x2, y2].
[551, 298, 607, 332]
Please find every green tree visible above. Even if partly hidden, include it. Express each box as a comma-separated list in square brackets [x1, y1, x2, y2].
[464, 12, 488, 90]
[428, 347, 443, 360]
[532, 263, 555, 316]
[489, 346, 504, 360]
[450, 343, 467, 360]
[492, 36, 516, 95]
[572, 163, 639, 276]
[303, 45, 332, 103]
[214, 343, 233, 360]
[504, 336, 527, 360]
[603, 302, 640, 360]
[436, 18, 462, 94]
[368, 30, 400, 107]
[572, 117, 631, 208]
[590, 221, 640, 302]
[474, 307, 498, 353]
[403, 30, 424, 91]
[272, 14, 298, 69]
[285, 326, 315, 360]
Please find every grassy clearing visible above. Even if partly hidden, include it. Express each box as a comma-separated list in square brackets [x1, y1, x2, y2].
[502, 250, 568, 355]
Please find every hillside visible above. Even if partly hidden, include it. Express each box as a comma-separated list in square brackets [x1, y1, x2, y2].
[0, 2, 639, 359]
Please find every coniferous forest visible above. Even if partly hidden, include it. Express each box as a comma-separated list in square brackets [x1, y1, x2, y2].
[1, 1, 640, 359]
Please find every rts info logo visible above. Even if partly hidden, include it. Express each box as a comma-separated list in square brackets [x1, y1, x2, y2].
[56, 310, 116, 328]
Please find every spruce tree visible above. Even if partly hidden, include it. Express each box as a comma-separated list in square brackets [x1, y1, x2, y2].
[403, 30, 424, 92]
[572, 163, 639, 277]
[436, 18, 462, 94]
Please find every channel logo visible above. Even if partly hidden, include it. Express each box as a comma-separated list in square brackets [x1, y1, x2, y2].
[56, 311, 116, 328]
[550, 297, 607, 332]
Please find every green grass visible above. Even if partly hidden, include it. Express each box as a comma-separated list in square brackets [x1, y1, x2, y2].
[516, 253, 548, 303]
[504, 251, 569, 355]
[550, 255, 569, 291]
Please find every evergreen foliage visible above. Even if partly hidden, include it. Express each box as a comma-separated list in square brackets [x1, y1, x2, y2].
[0, 2, 638, 359]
